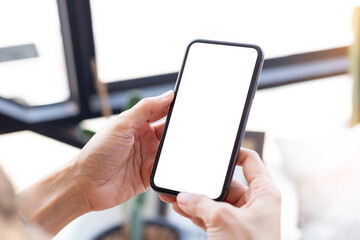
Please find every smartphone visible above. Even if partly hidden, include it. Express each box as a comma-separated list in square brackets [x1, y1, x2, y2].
[150, 39, 264, 201]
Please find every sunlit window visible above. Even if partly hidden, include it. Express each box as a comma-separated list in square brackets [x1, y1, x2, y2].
[0, 0, 70, 106]
[91, 0, 359, 83]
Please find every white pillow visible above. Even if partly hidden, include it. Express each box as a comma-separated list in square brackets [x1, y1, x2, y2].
[277, 125, 360, 240]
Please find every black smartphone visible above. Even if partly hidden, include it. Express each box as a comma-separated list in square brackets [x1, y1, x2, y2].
[150, 39, 264, 201]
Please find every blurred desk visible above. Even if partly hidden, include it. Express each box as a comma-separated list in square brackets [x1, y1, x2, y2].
[0, 131, 79, 192]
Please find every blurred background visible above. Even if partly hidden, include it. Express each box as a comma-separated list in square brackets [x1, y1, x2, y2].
[1, 0, 360, 239]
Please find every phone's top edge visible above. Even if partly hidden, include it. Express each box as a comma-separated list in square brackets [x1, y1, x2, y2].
[188, 39, 265, 60]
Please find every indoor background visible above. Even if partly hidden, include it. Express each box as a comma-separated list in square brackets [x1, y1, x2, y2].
[1, 0, 360, 239]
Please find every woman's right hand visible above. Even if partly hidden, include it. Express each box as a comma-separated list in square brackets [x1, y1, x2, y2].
[160, 148, 281, 240]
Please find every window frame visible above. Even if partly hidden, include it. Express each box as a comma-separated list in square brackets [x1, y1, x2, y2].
[0, 0, 351, 147]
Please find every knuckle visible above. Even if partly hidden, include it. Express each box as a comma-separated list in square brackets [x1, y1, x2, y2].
[246, 149, 261, 159]
[139, 97, 156, 114]
[209, 205, 231, 223]
[251, 178, 275, 192]
[188, 195, 202, 211]
[256, 180, 282, 204]
[139, 98, 151, 107]
[272, 187, 282, 203]
[251, 179, 272, 197]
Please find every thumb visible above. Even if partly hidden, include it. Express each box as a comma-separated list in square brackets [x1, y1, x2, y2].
[177, 192, 218, 221]
[122, 90, 174, 128]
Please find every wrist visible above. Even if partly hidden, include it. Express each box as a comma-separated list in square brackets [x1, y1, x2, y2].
[18, 157, 91, 235]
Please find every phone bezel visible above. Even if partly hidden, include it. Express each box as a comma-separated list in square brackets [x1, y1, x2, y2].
[150, 39, 264, 201]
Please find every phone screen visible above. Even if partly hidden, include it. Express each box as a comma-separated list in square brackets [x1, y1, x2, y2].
[151, 40, 263, 200]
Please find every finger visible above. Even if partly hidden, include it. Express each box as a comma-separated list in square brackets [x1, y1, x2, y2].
[159, 193, 176, 203]
[176, 192, 219, 221]
[172, 202, 206, 230]
[237, 148, 269, 184]
[159, 195, 199, 224]
[148, 106, 169, 123]
[121, 90, 174, 129]
[153, 121, 166, 141]
[172, 201, 192, 219]
[225, 179, 248, 206]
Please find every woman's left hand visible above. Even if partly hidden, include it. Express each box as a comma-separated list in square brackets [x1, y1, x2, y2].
[77, 90, 174, 211]
[18, 90, 174, 235]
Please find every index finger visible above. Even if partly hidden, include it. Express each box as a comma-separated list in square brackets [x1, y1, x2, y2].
[237, 148, 270, 184]
[120, 90, 174, 129]
[159, 193, 176, 203]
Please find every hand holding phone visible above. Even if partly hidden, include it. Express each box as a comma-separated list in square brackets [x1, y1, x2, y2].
[151, 40, 264, 200]
[159, 148, 281, 239]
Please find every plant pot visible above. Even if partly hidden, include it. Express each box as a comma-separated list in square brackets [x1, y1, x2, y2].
[93, 218, 182, 240]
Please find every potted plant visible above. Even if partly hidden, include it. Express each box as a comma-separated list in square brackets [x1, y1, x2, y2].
[93, 192, 181, 240]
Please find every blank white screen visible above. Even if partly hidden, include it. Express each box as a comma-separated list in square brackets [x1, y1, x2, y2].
[154, 42, 259, 199]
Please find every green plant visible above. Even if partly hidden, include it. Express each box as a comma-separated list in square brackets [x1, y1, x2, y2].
[123, 90, 144, 240]
[125, 192, 146, 240]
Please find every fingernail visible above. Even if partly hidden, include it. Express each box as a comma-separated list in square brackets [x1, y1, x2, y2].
[160, 90, 173, 99]
[177, 192, 191, 205]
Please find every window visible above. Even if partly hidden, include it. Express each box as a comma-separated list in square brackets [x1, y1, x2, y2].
[90, 0, 358, 83]
[0, 0, 70, 106]
[0, 0, 357, 146]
